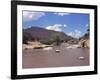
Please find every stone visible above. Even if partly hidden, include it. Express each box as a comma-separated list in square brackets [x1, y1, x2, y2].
[56, 50, 60, 53]
[79, 56, 85, 60]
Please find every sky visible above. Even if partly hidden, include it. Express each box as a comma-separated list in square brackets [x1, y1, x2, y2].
[22, 11, 89, 38]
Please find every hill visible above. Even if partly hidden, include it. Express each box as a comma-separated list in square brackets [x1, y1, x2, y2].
[23, 27, 74, 45]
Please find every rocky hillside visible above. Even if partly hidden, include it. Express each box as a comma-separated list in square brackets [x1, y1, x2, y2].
[79, 30, 90, 48]
[23, 27, 74, 44]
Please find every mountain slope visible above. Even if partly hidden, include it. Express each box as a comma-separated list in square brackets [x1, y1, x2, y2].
[23, 27, 74, 44]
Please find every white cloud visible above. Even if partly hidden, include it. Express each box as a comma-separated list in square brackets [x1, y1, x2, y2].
[54, 12, 70, 16]
[46, 24, 67, 32]
[66, 29, 82, 38]
[46, 24, 62, 32]
[23, 11, 45, 21]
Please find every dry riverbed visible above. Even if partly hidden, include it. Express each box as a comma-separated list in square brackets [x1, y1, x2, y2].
[22, 43, 89, 69]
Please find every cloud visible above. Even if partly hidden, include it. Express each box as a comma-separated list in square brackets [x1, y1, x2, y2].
[46, 24, 67, 32]
[46, 24, 62, 31]
[66, 29, 82, 38]
[23, 11, 45, 21]
[54, 12, 70, 16]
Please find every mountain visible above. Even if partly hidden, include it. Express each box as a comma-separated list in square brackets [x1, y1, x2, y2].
[23, 27, 74, 44]
[79, 32, 89, 40]
[79, 28, 89, 40]
[81, 33, 89, 39]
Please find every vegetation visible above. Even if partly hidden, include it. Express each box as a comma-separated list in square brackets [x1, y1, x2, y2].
[53, 34, 61, 46]
[23, 34, 29, 44]
[39, 33, 62, 45]
[40, 39, 54, 45]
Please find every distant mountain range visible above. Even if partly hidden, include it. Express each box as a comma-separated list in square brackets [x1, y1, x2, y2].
[23, 27, 75, 44]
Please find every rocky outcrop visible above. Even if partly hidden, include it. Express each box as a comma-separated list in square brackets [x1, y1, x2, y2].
[79, 39, 90, 48]
[67, 39, 90, 49]
[85, 39, 90, 48]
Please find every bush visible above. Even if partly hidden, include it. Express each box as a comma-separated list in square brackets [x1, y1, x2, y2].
[40, 34, 62, 45]
[54, 35, 61, 46]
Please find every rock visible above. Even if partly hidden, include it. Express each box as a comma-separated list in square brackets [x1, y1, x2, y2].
[79, 56, 85, 60]
[43, 47, 53, 50]
[56, 50, 60, 53]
